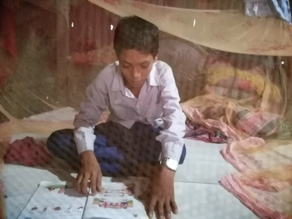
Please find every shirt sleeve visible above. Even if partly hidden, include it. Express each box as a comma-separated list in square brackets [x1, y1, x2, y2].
[74, 126, 96, 154]
[73, 69, 110, 154]
[155, 65, 186, 162]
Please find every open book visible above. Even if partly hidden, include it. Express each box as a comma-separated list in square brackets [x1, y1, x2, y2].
[18, 179, 150, 219]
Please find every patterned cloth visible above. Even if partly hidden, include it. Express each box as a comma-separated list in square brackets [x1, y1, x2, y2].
[4, 137, 52, 166]
[203, 54, 283, 115]
[220, 139, 292, 218]
[220, 166, 292, 219]
[185, 119, 227, 143]
[233, 109, 278, 137]
[181, 94, 279, 139]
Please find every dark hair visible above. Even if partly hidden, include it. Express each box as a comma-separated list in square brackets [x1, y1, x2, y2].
[114, 16, 159, 57]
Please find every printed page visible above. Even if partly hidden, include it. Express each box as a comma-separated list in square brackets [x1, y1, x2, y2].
[18, 181, 87, 219]
[83, 181, 149, 219]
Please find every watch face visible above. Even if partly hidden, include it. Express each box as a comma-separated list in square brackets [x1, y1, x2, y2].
[165, 158, 178, 171]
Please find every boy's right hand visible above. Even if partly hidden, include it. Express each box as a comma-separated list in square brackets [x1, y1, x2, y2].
[74, 150, 102, 196]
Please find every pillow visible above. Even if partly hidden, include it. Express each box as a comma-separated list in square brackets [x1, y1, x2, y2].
[203, 55, 282, 108]
[233, 109, 278, 137]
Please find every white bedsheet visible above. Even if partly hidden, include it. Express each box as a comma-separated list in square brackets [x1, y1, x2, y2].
[1, 108, 257, 218]
[1, 141, 256, 219]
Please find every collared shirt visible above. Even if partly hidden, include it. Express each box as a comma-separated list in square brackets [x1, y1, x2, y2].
[74, 61, 186, 162]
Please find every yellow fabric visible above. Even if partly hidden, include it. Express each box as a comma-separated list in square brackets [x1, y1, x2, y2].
[206, 66, 282, 102]
[245, 166, 292, 181]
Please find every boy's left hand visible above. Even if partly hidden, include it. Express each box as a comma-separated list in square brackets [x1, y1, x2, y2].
[148, 166, 177, 219]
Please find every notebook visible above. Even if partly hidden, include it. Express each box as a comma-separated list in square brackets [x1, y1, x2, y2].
[18, 179, 149, 219]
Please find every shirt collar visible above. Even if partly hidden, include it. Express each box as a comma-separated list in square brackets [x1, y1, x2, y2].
[111, 61, 124, 92]
[147, 62, 160, 86]
[111, 61, 160, 92]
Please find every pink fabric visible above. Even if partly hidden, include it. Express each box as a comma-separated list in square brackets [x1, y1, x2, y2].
[182, 104, 242, 141]
[220, 174, 290, 219]
[221, 137, 292, 172]
[4, 137, 52, 166]
[234, 110, 278, 137]
[185, 120, 227, 143]
[181, 95, 279, 140]
[220, 136, 292, 218]
[220, 137, 265, 172]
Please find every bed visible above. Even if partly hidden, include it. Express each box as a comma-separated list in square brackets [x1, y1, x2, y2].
[1, 0, 292, 218]
[0, 108, 256, 219]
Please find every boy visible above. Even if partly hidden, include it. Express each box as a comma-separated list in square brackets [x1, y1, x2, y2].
[47, 16, 186, 219]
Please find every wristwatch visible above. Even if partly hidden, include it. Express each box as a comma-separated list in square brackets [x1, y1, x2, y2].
[160, 157, 178, 171]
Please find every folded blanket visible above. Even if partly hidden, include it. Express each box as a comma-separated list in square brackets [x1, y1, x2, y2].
[221, 138, 292, 172]
[220, 165, 292, 219]
[220, 133, 292, 218]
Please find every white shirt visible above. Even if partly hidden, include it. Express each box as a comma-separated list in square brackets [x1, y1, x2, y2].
[74, 61, 186, 162]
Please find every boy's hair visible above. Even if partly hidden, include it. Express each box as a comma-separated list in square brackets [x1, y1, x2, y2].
[114, 16, 159, 57]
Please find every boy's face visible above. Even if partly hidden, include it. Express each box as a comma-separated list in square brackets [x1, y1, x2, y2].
[118, 49, 157, 89]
